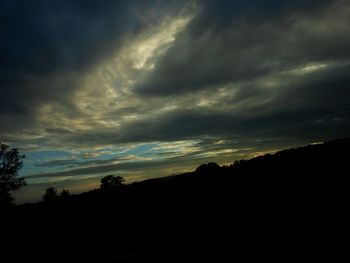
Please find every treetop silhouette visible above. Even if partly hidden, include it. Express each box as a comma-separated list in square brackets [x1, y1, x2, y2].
[42, 187, 58, 202]
[0, 143, 26, 207]
[100, 175, 125, 189]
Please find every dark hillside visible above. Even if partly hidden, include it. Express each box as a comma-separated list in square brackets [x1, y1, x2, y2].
[3, 138, 349, 262]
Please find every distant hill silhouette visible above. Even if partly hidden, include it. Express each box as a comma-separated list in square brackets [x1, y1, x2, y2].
[3, 137, 349, 262]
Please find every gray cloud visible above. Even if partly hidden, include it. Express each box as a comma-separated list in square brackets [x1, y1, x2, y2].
[35, 156, 126, 169]
[0, 0, 187, 133]
[3, 0, 348, 145]
[62, 62, 350, 147]
[135, 0, 350, 96]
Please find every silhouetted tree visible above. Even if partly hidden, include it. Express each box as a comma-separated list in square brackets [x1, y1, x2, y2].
[60, 189, 70, 198]
[0, 143, 26, 207]
[100, 175, 125, 189]
[195, 162, 221, 175]
[43, 187, 58, 202]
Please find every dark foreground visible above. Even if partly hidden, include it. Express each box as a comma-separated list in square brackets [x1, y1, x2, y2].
[3, 138, 349, 262]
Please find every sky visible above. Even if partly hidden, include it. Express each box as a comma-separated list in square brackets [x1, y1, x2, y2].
[1, 0, 350, 203]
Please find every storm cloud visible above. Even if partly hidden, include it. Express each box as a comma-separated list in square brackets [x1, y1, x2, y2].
[136, 0, 350, 95]
[0, 0, 188, 133]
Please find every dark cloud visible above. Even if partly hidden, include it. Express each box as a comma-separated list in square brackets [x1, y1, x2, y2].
[135, 0, 350, 95]
[26, 157, 188, 179]
[0, 0, 186, 133]
[44, 128, 73, 135]
[66, 107, 349, 148]
[2, 0, 348, 140]
[62, 62, 350, 147]
[35, 156, 126, 169]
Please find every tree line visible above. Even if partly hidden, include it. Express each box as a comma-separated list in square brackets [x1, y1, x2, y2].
[1, 142, 127, 206]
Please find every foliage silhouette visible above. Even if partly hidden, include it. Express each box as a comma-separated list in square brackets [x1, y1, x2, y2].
[195, 162, 221, 175]
[60, 189, 70, 198]
[42, 187, 58, 202]
[0, 143, 26, 207]
[100, 175, 125, 190]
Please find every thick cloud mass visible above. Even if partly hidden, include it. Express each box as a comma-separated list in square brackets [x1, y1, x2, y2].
[1, 0, 350, 202]
[0, 0, 186, 132]
[136, 0, 350, 95]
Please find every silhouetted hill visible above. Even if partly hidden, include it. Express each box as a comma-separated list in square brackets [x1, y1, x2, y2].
[3, 138, 349, 262]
